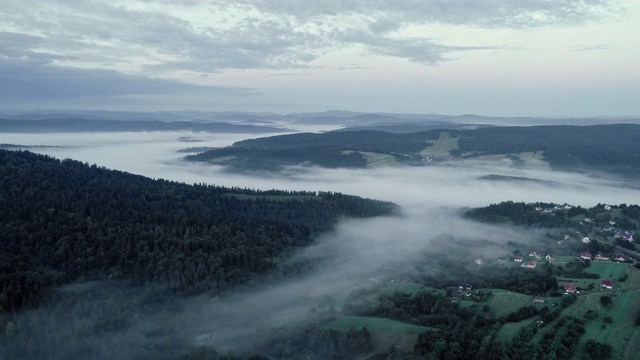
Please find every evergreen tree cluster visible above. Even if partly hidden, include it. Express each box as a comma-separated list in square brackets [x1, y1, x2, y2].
[0, 150, 395, 312]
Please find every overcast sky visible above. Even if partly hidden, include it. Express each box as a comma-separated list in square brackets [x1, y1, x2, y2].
[1, 0, 638, 116]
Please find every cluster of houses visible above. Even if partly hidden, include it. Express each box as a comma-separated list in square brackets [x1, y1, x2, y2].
[513, 251, 555, 269]
[563, 279, 615, 293]
[458, 282, 473, 297]
[579, 252, 629, 262]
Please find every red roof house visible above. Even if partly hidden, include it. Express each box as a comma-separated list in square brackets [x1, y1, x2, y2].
[580, 252, 592, 260]
[615, 254, 628, 262]
[564, 283, 577, 293]
[601, 279, 614, 289]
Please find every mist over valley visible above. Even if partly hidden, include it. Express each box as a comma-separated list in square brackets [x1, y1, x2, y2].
[2, 112, 640, 359]
[2, 1, 640, 357]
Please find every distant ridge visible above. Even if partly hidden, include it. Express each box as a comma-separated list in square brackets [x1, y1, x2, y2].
[0, 118, 289, 133]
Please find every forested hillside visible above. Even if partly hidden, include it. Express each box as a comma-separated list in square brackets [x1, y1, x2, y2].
[185, 124, 640, 174]
[456, 124, 640, 172]
[0, 150, 395, 313]
[185, 130, 436, 170]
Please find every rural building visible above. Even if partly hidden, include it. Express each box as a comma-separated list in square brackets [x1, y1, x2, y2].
[582, 237, 590, 243]
[514, 256, 523, 262]
[564, 283, 577, 293]
[523, 261, 537, 269]
[529, 251, 541, 259]
[601, 279, 614, 289]
[580, 252, 592, 260]
[594, 254, 610, 261]
[459, 282, 472, 291]
[615, 254, 628, 262]
[615, 231, 634, 242]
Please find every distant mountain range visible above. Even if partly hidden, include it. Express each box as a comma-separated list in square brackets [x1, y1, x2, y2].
[0, 118, 288, 133]
[1, 109, 638, 132]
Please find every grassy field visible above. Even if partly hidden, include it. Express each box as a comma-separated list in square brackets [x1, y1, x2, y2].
[360, 151, 400, 167]
[516, 151, 552, 170]
[567, 290, 640, 359]
[496, 319, 537, 342]
[585, 262, 631, 286]
[554, 255, 578, 264]
[485, 292, 536, 318]
[420, 132, 458, 160]
[531, 266, 640, 358]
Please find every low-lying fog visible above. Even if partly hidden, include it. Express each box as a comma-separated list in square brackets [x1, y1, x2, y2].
[3, 129, 640, 356]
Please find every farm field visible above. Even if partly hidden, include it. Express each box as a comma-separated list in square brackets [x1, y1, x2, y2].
[585, 262, 631, 285]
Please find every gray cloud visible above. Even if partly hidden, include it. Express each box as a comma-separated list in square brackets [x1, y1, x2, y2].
[0, 0, 621, 74]
[0, 57, 254, 99]
[571, 44, 612, 51]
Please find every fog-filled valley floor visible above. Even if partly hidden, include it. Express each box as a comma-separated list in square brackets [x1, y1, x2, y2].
[2, 127, 640, 360]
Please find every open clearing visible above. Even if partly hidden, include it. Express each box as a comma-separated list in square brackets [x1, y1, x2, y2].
[486, 291, 535, 318]
[360, 151, 400, 167]
[496, 319, 537, 342]
[585, 262, 630, 286]
[420, 132, 458, 160]
[462, 151, 552, 171]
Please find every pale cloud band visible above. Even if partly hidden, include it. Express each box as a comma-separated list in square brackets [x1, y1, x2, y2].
[0, 0, 631, 112]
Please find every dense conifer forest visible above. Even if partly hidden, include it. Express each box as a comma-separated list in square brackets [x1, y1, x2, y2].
[0, 149, 395, 313]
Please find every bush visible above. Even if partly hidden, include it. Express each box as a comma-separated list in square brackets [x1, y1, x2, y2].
[583, 310, 598, 320]
[584, 339, 612, 359]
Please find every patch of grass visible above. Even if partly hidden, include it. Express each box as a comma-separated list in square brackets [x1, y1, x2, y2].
[485, 292, 535, 318]
[360, 152, 400, 167]
[572, 290, 640, 359]
[585, 262, 630, 286]
[420, 132, 458, 160]
[558, 278, 598, 291]
[554, 255, 578, 264]
[496, 319, 537, 342]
